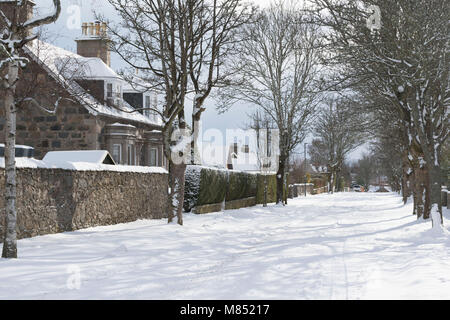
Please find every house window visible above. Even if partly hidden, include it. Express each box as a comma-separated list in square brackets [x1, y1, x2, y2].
[152, 95, 158, 122]
[144, 95, 151, 118]
[112, 144, 122, 164]
[149, 148, 158, 167]
[106, 83, 113, 98]
[127, 145, 135, 165]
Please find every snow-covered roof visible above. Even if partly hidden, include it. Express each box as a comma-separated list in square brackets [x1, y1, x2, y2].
[311, 165, 328, 174]
[24, 40, 163, 127]
[0, 143, 33, 149]
[43, 150, 115, 165]
[59, 56, 122, 80]
[123, 75, 153, 94]
[0, 157, 168, 174]
[108, 123, 137, 128]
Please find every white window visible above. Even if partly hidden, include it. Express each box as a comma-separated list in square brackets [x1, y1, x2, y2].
[149, 148, 158, 167]
[112, 144, 122, 164]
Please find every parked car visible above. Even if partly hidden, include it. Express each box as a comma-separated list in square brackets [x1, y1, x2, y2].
[352, 184, 363, 192]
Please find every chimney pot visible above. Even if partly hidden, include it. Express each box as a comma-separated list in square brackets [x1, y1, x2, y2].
[95, 21, 101, 36]
[76, 21, 111, 67]
[89, 22, 94, 36]
[82, 22, 88, 36]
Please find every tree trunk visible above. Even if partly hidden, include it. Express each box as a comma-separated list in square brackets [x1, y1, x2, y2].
[329, 169, 335, 194]
[426, 163, 443, 225]
[190, 108, 202, 165]
[276, 155, 286, 205]
[2, 62, 18, 259]
[401, 172, 411, 204]
[335, 168, 342, 192]
[412, 161, 426, 219]
[167, 160, 187, 225]
[401, 151, 411, 204]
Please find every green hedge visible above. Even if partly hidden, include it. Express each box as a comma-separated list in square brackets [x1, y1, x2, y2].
[184, 165, 278, 212]
[226, 171, 257, 202]
[183, 166, 228, 212]
[256, 174, 277, 204]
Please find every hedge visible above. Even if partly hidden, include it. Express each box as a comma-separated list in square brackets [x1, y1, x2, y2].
[184, 165, 278, 212]
[256, 174, 277, 204]
[226, 171, 257, 202]
[183, 166, 228, 212]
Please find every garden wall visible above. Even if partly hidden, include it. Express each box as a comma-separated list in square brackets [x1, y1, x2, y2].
[0, 167, 168, 240]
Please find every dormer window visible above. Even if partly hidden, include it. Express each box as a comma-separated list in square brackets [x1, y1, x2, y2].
[144, 95, 151, 118]
[143, 93, 158, 122]
[107, 83, 113, 98]
[105, 82, 123, 107]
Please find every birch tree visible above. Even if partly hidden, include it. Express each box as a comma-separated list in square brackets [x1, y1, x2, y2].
[0, 0, 61, 259]
[219, 1, 323, 204]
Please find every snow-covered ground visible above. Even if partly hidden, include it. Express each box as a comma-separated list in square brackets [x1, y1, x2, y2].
[1, 192, 449, 300]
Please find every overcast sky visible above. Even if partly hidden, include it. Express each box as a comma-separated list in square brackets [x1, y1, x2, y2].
[37, 0, 367, 162]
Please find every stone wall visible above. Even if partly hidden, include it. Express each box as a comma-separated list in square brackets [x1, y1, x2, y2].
[292, 184, 315, 196]
[0, 168, 168, 240]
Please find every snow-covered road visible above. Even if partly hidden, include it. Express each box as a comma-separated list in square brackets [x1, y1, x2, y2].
[1, 192, 449, 300]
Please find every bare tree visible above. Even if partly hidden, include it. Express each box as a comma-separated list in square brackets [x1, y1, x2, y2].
[309, 0, 449, 225]
[311, 97, 366, 193]
[219, 1, 323, 204]
[371, 136, 403, 194]
[104, 0, 192, 225]
[356, 153, 375, 191]
[0, 0, 61, 259]
[103, 0, 252, 225]
[188, 0, 254, 165]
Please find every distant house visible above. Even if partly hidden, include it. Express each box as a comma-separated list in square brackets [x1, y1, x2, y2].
[0, 1, 166, 168]
[226, 143, 260, 172]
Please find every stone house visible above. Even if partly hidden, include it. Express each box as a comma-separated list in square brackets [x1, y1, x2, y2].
[0, 1, 167, 168]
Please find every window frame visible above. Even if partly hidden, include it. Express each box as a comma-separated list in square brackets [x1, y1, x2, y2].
[149, 147, 158, 167]
[112, 143, 122, 164]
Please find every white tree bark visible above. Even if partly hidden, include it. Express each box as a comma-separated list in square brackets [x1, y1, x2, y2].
[1, 60, 18, 259]
[1, 0, 61, 258]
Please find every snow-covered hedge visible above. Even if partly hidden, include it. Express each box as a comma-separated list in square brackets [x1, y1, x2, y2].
[184, 165, 275, 212]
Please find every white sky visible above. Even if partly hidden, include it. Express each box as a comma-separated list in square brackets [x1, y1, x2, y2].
[37, 0, 366, 161]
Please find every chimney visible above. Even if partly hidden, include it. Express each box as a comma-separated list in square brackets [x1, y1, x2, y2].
[0, 0, 35, 28]
[75, 21, 111, 67]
